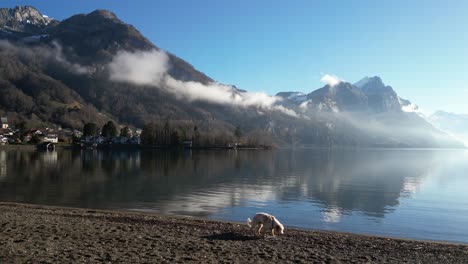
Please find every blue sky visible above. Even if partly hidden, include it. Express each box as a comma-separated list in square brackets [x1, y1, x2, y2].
[3, 0, 468, 114]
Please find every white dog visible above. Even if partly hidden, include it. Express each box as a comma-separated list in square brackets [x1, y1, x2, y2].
[247, 212, 285, 237]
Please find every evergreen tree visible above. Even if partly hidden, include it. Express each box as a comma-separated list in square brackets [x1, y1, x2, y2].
[170, 130, 181, 146]
[141, 123, 156, 145]
[102, 121, 118, 138]
[83, 123, 98, 137]
[234, 126, 242, 141]
[120, 126, 131, 137]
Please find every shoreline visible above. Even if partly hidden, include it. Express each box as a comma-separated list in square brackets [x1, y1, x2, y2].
[0, 144, 274, 151]
[1, 203, 467, 263]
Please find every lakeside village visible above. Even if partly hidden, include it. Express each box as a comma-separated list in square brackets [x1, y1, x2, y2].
[0, 117, 271, 150]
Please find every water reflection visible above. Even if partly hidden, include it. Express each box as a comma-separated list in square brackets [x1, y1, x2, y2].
[0, 150, 6, 179]
[0, 148, 448, 217]
[2, 148, 468, 242]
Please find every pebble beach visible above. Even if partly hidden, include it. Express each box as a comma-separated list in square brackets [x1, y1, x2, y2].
[1, 203, 467, 263]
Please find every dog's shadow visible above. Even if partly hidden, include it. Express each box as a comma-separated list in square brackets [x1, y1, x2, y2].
[201, 232, 259, 241]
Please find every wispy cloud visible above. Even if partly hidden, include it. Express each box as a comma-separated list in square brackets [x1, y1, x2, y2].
[320, 74, 342, 86]
[107, 49, 299, 117]
[0, 40, 90, 75]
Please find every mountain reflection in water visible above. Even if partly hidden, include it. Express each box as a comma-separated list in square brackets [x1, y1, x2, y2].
[0, 148, 467, 243]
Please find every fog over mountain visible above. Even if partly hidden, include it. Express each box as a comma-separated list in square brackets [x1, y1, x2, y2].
[0, 6, 463, 148]
[429, 111, 468, 146]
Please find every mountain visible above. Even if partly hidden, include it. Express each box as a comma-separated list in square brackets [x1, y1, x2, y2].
[429, 111, 468, 146]
[0, 6, 463, 148]
[277, 77, 414, 114]
[0, 5, 58, 37]
[275, 92, 307, 103]
[276, 78, 463, 148]
[307, 82, 368, 112]
[0, 6, 306, 146]
[354, 76, 401, 112]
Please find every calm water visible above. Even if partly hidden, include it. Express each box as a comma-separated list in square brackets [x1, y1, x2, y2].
[0, 148, 467, 243]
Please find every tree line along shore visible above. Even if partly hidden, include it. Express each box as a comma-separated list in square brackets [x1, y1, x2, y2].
[0, 119, 275, 150]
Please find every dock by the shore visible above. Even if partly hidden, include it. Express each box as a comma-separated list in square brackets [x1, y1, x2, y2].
[0, 203, 467, 263]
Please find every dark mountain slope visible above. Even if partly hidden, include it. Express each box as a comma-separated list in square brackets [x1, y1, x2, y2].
[0, 44, 107, 128]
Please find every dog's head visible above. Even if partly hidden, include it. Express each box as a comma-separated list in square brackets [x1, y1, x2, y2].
[273, 219, 285, 235]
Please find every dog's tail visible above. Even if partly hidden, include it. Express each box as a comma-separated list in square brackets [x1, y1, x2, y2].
[246, 217, 252, 228]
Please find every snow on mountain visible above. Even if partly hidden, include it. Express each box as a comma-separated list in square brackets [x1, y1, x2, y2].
[354, 76, 372, 88]
[0, 6, 56, 33]
[276, 92, 307, 101]
[20, 34, 49, 43]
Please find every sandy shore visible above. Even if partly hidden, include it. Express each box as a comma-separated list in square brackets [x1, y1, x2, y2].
[1, 203, 467, 263]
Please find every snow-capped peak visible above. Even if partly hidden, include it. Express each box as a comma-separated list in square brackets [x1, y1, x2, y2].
[354, 76, 371, 88]
[286, 92, 305, 99]
[276, 92, 307, 102]
[354, 76, 384, 88]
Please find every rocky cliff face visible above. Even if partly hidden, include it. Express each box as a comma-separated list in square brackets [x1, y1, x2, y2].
[0, 6, 57, 35]
[354, 76, 401, 113]
[307, 82, 368, 112]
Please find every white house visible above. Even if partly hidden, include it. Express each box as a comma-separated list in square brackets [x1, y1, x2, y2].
[0, 117, 8, 129]
[43, 134, 58, 143]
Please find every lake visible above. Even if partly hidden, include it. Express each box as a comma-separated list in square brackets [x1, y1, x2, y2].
[0, 148, 467, 243]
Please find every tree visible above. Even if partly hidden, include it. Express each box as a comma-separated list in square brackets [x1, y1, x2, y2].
[193, 126, 200, 146]
[120, 126, 131, 138]
[234, 126, 243, 141]
[30, 134, 44, 144]
[163, 119, 170, 145]
[170, 130, 181, 146]
[83, 123, 98, 137]
[141, 123, 156, 145]
[101, 121, 118, 138]
[15, 121, 28, 134]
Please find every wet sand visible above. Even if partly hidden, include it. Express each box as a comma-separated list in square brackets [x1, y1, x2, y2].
[1, 203, 467, 263]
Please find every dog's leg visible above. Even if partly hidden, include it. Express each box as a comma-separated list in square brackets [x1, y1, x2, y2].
[251, 224, 257, 236]
[256, 224, 263, 236]
[271, 228, 275, 237]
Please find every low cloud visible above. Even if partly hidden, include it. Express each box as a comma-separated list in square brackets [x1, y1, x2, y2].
[320, 74, 342, 87]
[272, 105, 299, 117]
[108, 49, 298, 117]
[299, 100, 311, 110]
[0, 40, 90, 75]
[401, 103, 419, 113]
[109, 49, 169, 85]
[49, 41, 90, 74]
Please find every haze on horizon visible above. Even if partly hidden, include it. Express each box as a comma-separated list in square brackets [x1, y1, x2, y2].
[5, 0, 468, 115]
